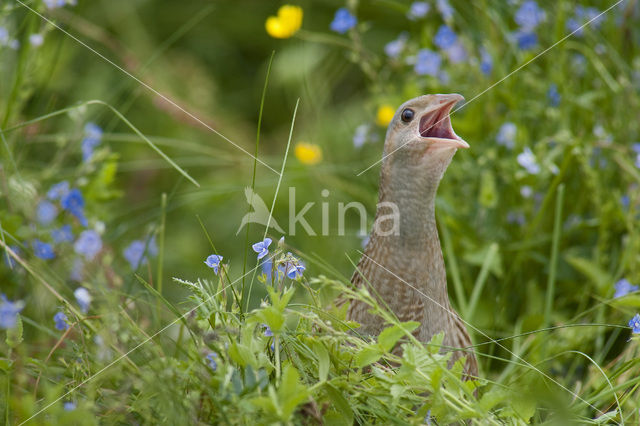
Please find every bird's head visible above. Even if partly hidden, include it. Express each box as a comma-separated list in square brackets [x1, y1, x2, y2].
[382, 93, 468, 177]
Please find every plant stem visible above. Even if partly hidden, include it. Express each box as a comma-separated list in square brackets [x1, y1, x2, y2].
[156, 193, 167, 317]
[544, 184, 565, 329]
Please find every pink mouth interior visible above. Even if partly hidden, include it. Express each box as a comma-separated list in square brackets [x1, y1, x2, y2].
[419, 105, 457, 139]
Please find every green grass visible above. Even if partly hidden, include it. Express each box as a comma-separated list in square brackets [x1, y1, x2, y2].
[2, 0, 640, 424]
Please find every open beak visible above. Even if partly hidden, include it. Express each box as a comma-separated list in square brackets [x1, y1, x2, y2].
[419, 93, 469, 150]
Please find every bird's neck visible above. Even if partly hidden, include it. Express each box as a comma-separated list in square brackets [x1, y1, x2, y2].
[366, 164, 451, 308]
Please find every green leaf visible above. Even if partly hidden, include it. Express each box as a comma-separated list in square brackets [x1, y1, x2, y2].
[594, 410, 619, 424]
[378, 321, 420, 352]
[0, 357, 13, 371]
[511, 392, 536, 422]
[355, 346, 383, 368]
[279, 364, 309, 420]
[228, 342, 256, 368]
[565, 255, 612, 295]
[313, 342, 330, 382]
[324, 384, 353, 424]
[610, 294, 640, 308]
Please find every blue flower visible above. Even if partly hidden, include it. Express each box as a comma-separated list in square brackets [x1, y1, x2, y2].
[520, 185, 533, 198]
[514, 30, 538, 50]
[614, 279, 639, 298]
[204, 254, 223, 275]
[61, 189, 88, 227]
[74, 287, 91, 313]
[74, 230, 102, 261]
[37, 200, 58, 225]
[54, 311, 69, 331]
[287, 264, 306, 280]
[445, 43, 467, 64]
[436, 0, 454, 20]
[567, 6, 603, 36]
[262, 324, 274, 337]
[517, 147, 541, 174]
[44, 0, 67, 8]
[629, 314, 640, 334]
[384, 33, 408, 59]
[566, 18, 582, 35]
[547, 84, 561, 107]
[515, 1, 545, 30]
[33, 239, 55, 260]
[123, 240, 155, 269]
[81, 122, 103, 162]
[479, 47, 493, 75]
[280, 256, 305, 280]
[434, 25, 457, 50]
[330, 8, 357, 34]
[206, 352, 218, 371]
[85, 122, 103, 139]
[632, 143, 640, 154]
[414, 49, 442, 76]
[261, 257, 273, 282]
[0, 295, 25, 329]
[506, 211, 526, 226]
[496, 122, 516, 149]
[252, 238, 272, 260]
[407, 2, 429, 20]
[51, 225, 73, 244]
[47, 181, 70, 201]
[621, 195, 630, 209]
[63, 402, 76, 411]
[29, 33, 44, 47]
[0, 27, 8, 45]
[81, 138, 100, 162]
[353, 124, 369, 148]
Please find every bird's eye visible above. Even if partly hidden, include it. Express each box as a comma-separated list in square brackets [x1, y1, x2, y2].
[401, 108, 414, 122]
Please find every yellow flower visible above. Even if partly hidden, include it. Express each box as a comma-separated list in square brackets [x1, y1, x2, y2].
[265, 5, 303, 39]
[376, 104, 395, 127]
[294, 142, 322, 165]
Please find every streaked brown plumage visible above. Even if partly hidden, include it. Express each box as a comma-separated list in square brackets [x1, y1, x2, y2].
[348, 94, 478, 377]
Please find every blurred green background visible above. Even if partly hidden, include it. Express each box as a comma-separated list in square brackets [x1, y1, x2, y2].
[2, 0, 640, 421]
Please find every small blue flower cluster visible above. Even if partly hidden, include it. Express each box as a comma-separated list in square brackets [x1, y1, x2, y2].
[380, 1, 492, 81]
[614, 279, 639, 298]
[566, 5, 603, 37]
[74, 287, 91, 314]
[82, 122, 103, 162]
[204, 237, 305, 281]
[29, 178, 102, 263]
[632, 143, 640, 170]
[206, 352, 218, 371]
[517, 147, 541, 175]
[44, 0, 77, 9]
[54, 311, 70, 331]
[547, 83, 561, 107]
[512, 1, 545, 50]
[0, 26, 20, 50]
[123, 237, 158, 269]
[330, 8, 357, 34]
[0, 294, 25, 329]
[629, 314, 640, 334]
[48, 180, 89, 227]
[496, 122, 517, 149]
